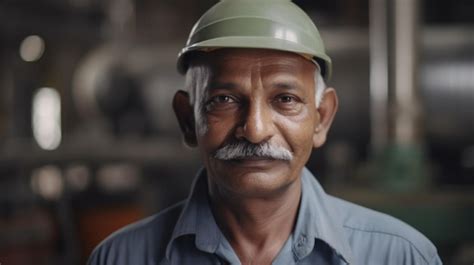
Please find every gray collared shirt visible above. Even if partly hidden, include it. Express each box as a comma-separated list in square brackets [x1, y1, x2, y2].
[88, 168, 442, 265]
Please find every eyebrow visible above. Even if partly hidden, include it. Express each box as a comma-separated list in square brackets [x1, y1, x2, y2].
[271, 80, 303, 91]
[204, 80, 304, 93]
[206, 82, 239, 92]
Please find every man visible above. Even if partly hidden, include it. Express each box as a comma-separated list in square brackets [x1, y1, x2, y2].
[89, 0, 442, 264]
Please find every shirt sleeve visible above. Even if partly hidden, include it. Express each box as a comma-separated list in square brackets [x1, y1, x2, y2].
[87, 249, 100, 265]
[86, 241, 124, 265]
[429, 254, 443, 265]
[87, 244, 113, 265]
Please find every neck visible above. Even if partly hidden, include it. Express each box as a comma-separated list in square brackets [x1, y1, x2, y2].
[209, 177, 302, 264]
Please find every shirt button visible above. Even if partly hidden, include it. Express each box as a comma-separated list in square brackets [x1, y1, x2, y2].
[297, 235, 307, 247]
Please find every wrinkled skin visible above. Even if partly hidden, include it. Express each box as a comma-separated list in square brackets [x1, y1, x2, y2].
[173, 48, 338, 264]
[174, 48, 338, 199]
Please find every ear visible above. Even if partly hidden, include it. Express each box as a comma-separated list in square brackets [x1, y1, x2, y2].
[172, 90, 197, 147]
[313, 87, 338, 148]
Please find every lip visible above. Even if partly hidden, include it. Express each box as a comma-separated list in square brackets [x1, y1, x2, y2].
[235, 156, 274, 161]
[223, 157, 285, 167]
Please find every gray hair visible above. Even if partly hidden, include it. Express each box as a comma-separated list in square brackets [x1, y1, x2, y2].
[185, 64, 327, 135]
[214, 140, 293, 161]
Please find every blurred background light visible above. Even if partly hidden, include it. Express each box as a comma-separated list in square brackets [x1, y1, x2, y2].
[19, 35, 45, 62]
[32, 87, 62, 150]
[423, 62, 474, 93]
[30, 165, 64, 200]
[97, 163, 140, 193]
[65, 164, 91, 192]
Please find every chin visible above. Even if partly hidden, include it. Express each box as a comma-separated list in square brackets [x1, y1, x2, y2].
[215, 168, 297, 198]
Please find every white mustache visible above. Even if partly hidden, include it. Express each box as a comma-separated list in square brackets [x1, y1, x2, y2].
[214, 141, 293, 161]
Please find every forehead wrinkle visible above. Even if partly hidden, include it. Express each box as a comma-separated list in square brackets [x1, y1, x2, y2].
[271, 80, 302, 91]
[206, 69, 254, 96]
[253, 61, 313, 95]
[197, 49, 317, 97]
[206, 81, 240, 93]
[210, 56, 251, 77]
[262, 70, 313, 100]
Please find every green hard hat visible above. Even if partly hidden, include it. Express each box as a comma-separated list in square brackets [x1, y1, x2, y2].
[177, 0, 332, 79]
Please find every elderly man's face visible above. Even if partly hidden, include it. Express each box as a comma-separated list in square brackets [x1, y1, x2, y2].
[174, 49, 337, 197]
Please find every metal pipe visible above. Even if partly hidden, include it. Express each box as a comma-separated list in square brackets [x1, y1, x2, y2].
[370, 0, 427, 191]
[369, 0, 389, 154]
[393, 0, 421, 145]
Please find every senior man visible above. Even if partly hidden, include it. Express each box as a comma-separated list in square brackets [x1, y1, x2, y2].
[88, 0, 442, 264]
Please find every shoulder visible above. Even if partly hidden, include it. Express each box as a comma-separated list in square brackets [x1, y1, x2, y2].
[87, 201, 185, 265]
[327, 195, 441, 265]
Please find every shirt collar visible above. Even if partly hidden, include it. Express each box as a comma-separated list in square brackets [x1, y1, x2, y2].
[165, 168, 222, 259]
[166, 167, 354, 264]
[293, 167, 353, 264]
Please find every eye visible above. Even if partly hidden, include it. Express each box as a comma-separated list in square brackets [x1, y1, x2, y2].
[277, 95, 295, 103]
[275, 94, 301, 104]
[273, 94, 304, 114]
[205, 94, 238, 112]
[212, 95, 234, 104]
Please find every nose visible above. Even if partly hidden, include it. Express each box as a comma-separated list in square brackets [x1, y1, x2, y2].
[235, 99, 275, 144]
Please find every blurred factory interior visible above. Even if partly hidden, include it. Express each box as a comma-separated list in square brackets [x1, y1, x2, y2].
[0, 0, 473, 264]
